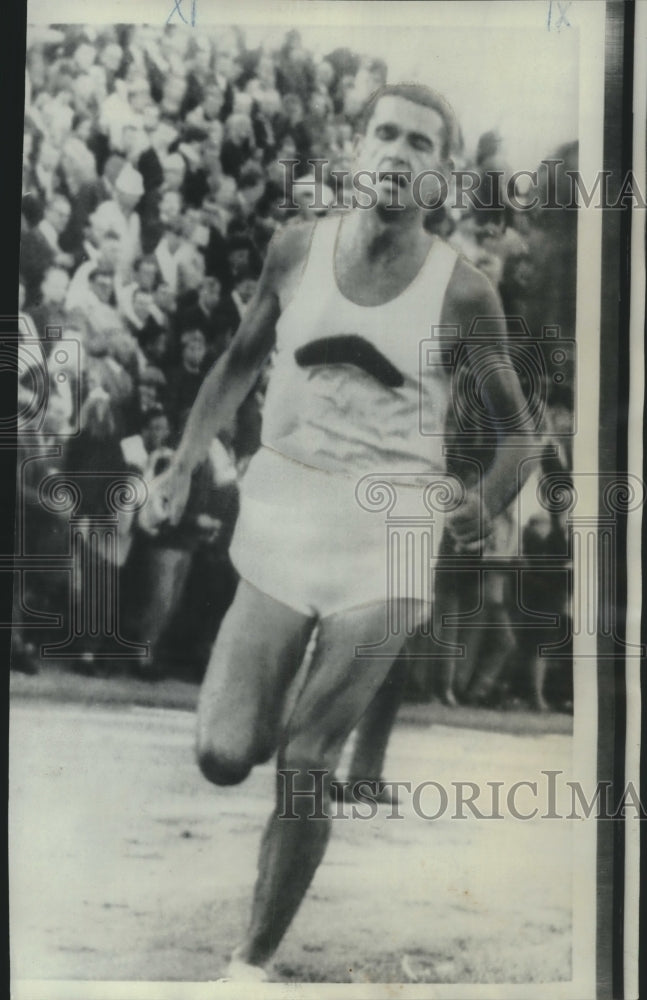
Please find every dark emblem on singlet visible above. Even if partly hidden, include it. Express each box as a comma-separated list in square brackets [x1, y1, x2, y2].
[294, 335, 404, 388]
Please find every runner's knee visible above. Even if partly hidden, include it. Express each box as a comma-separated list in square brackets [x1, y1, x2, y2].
[196, 736, 254, 786]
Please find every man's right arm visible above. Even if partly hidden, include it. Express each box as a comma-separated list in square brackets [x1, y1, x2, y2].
[172, 284, 279, 479]
[143, 223, 311, 530]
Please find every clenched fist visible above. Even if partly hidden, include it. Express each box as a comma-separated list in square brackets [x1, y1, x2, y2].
[445, 490, 492, 553]
[139, 463, 192, 536]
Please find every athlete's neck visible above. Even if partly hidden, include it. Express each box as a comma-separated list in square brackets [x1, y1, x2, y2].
[341, 208, 427, 263]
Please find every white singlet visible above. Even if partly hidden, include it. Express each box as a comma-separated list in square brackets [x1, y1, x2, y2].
[229, 215, 460, 618]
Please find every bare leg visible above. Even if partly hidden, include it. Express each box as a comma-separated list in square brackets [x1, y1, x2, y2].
[196, 580, 315, 785]
[345, 656, 407, 782]
[240, 600, 415, 967]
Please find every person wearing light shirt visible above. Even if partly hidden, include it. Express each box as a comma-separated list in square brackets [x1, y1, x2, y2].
[89, 164, 144, 278]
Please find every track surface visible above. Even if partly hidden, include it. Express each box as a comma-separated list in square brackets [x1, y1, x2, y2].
[10, 699, 573, 985]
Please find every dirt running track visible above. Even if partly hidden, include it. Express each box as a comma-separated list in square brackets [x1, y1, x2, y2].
[10, 699, 573, 987]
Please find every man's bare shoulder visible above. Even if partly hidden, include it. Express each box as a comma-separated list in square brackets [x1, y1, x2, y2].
[441, 251, 504, 329]
[265, 219, 317, 279]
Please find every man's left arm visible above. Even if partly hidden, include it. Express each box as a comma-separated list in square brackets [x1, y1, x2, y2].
[440, 258, 540, 546]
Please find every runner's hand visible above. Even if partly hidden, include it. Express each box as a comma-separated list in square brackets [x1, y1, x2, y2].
[445, 490, 492, 552]
[139, 464, 191, 536]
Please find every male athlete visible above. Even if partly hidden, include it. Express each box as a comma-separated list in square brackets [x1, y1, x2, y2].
[144, 83, 534, 980]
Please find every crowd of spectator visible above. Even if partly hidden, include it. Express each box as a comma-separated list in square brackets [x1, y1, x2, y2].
[15, 23, 575, 712]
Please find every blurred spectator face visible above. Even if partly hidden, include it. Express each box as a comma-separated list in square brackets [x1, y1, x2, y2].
[38, 142, 60, 173]
[200, 275, 221, 310]
[228, 247, 250, 280]
[61, 136, 96, 183]
[136, 258, 160, 291]
[155, 282, 176, 314]
[73, 116, 93, 143]
[215, 175, 239, 211]
[159, 189, 183, 225]
[116, 184, 143, 213]
[115, 163, 145, 210]
[163, 155, 186, 191]
[315, 59, 334, 90]
[225, 113, 252, 145]
[151, 122, 178, 156]
[180, 249, 206, 291]
[206, 120, 224, 147]
[103, 153, 126, 189]
[233, 91, 253, 116]
[202, 140, 223, 172]
[142, 103, 160, 133]
[266, 158, 288, 188]
[202, 196, 227, 232]
[309, 92, 331, 120]
[257, 54, 276, 87]
[255, 86, 282, 117]
[161, 75, 187, 117]
[72, 74, 96, 113]
[193, 39, 213, 75]
[41, 267, 70, 305]
[45, 197, 72, 235]
[109, 329, 138, 369]
[142, 412, 170, 452]
[133, 289, 153, 321]
[277, 135, 297, 160]
[282, 93, 303, 124]
[138, 382, 159, 412]
[181, 207, 201, 238]
[144, 329, 170, 365]
[167, 27, 192, 59]
[181, 329, 206, 370]
[234, 277, 257, 306]
[339, 122, 353, 145]
[215, 48, 241, 84]
[100, 42, 123, 73]
[99, 234, 121, 270]
[128, 78, 150, 113]
[73, 43, 96, 73]
[203, 84, 224, 119]
[90, 271, 114, 304]
[27, 48, 47, 89]
[121, 125, 145, 163]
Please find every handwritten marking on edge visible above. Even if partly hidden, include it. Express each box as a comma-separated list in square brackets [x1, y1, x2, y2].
[167, 0, 197, 26]
[547, 1, 572, 31]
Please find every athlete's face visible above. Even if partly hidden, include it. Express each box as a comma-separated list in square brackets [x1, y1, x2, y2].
[356, 96, 448, 212]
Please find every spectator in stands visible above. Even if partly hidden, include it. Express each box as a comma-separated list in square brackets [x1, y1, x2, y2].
[221, 112, 256, 181]
[29, 266, 70, 340]
[120, 404, 172, 476]
[89, 162, 145, 276]
[175, 274, 236, 354]
[166, 327, 209, 435]
[65, 230, 121, 309]
[21, 195, 74, 305]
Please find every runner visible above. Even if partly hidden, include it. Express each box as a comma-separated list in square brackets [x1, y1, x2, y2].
[143, 83, 536, 981]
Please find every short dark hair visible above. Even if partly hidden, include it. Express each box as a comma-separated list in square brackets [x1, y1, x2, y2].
[358, 83, 459, 160]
